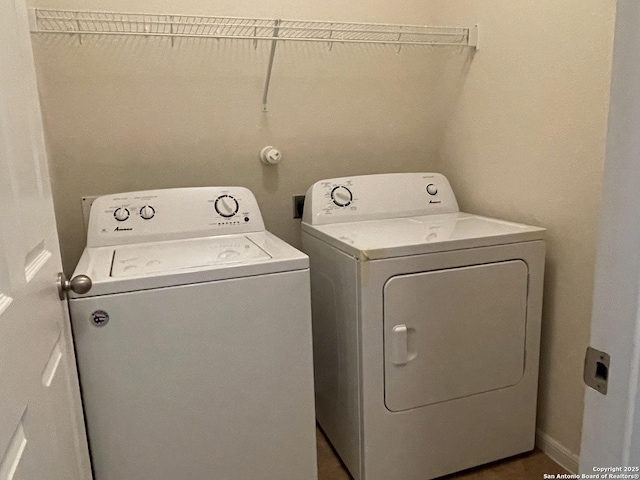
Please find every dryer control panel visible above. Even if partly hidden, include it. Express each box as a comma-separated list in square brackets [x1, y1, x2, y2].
[302, 173, 459, 225]
[87, 187, 266, 247]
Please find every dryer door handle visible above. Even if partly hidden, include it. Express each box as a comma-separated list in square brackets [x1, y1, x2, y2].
[391, 324, 409, 365]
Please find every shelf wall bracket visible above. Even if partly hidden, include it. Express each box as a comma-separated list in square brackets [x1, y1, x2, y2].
[262, 18, 281, 113]
[469, 24, 479, 50]
[170, 16, 175, 47]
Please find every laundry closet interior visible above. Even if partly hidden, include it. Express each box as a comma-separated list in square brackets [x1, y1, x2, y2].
[2, 0, 626, 477]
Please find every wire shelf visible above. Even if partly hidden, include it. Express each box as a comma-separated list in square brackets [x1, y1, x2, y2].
[30, 9, 477, 48]
[29, 9, 478, 111]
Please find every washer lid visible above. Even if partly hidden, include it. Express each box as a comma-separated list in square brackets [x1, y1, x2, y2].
[111, 236, 271, 277]
[301, 212, 545, 260]
[70, 231, 308, 298]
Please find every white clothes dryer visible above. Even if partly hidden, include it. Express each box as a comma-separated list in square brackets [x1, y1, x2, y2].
[69, 187, 317, 480]
[301, 173, 545, 480]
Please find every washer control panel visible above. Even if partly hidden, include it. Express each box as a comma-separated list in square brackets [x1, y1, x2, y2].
[302, 173, 459, 225]
[87, 187, 265, 247]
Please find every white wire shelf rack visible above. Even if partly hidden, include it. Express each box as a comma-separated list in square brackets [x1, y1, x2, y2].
[30, 9, 477, 47]
[29, 9, 479, 110]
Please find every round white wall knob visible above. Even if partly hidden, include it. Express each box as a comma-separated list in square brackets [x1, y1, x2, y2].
[260, 146, 282, 165]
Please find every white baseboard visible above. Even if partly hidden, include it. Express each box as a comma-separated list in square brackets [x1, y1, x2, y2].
[536, 429, 580, 474]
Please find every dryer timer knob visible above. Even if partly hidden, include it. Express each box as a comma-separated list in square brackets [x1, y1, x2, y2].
[331, 186, 353, 207]
[426, 184, 438, 196]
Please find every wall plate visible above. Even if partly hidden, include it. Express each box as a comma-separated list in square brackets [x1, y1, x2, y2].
[293, 195, 305, 219]
[584, 347, 610, 395]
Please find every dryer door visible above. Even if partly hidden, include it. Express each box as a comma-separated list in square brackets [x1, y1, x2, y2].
[383, 260, 528, 412]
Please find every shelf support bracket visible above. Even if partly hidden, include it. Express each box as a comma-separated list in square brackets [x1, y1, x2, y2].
[469, 24, 479, 50]
[170, 16, 175, 48]
[76, 19, 83, 45]
[262, 18, 281, 113]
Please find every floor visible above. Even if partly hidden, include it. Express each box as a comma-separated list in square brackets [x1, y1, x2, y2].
[316, 426, 569, 480]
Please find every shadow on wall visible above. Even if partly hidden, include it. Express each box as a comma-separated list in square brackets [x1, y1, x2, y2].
[32, 33, 474, 273]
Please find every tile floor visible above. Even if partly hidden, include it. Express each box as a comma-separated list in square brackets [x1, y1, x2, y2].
[316, 426, 569, 480]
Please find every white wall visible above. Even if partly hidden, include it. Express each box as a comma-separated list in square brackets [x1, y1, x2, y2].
[430, 0, 616, 467]
[30, 0, 468, 273]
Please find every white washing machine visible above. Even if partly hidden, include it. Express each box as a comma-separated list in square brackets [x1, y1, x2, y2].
[68, 187, 317, 480]
[301, 173, 545, 480]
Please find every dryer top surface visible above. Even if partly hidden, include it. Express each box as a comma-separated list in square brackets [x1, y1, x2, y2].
[301, 212, 545, 260]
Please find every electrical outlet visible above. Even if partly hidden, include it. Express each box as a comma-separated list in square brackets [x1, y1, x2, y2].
[293, 195, 305, 219]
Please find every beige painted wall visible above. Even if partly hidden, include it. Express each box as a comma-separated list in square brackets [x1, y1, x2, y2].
[30, 0, 469, 274]
[430, 1, 616, 458]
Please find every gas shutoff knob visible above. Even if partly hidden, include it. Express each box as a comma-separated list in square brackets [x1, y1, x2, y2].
[260, 146, 282, 165]
[114, 208, 130, 222]
[215, 195, 239, 218]
[140, 205, 155, 220]
[331, 186, 352, 207]
[426, 184, 438, 196]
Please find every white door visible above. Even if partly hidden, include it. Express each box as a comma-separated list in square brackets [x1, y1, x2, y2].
[0, 0, 91, 478]
[580, 0, 640, 471]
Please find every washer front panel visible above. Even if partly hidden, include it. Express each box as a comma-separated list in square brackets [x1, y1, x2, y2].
[69, 270, 317, 480]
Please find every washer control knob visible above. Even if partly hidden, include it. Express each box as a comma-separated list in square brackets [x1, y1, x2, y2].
[331, 186, 353, 207]
[426, 184, 438, 196]
[215, 195, 239, 218]
[139, 205, 155, 220]
[114, 207, 130, 222]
